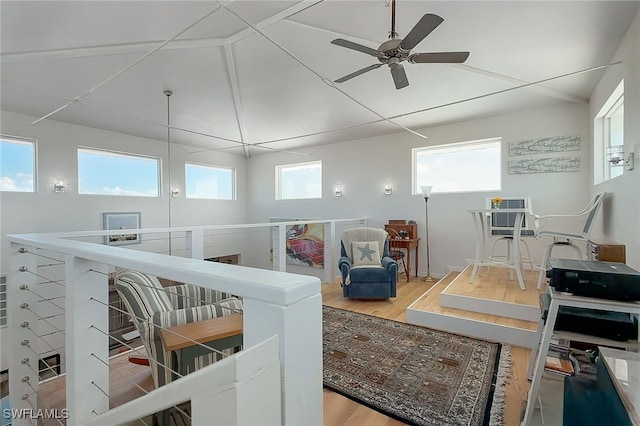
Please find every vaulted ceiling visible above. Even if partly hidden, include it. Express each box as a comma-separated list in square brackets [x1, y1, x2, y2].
[1, 1, 638, 157]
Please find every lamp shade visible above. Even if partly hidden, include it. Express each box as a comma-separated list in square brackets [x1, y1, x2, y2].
[420, 185, 433, 197]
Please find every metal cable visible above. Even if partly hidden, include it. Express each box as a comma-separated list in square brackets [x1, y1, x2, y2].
[89, 268, 242, 313]
[20, 267, 66, 288]
[90, 353, 151, 397]
[104, 277, 243, 315]
[36, 330, 64, 339]
[22, 357, 60, 382]
[89, 325, 184, 380]
[89, 354, 190, 425]
[37, 262, 65, 268]
[20, 310, 66, 347]
[23, 396, 38, 426]
[25, 381, 66, 426]
[90, 302, 235, 358]
[20, 249, 66, 266]
[24, 287, 65, 312]
[31, 5, 224, 125]
[213, 0, 429, 142]
[22, 344, 61, 380]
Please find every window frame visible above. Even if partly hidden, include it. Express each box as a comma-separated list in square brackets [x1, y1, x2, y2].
[0, 134, 37, 193]
[594, 79, 624, 184]
[184, 162, 236, 200]
[412, 137, 502, 195]
[275, 160, 323, 200]
[604, 94, 624, 180]
[77, 147, 161, 197]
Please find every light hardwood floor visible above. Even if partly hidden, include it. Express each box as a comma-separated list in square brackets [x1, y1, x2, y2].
[37, 272, 532, 425]
[321, 273, 532, 426]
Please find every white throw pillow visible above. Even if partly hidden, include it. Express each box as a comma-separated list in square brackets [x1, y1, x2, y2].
[352, 241, 381, 266]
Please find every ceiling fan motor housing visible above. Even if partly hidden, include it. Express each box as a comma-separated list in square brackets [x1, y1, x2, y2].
[378, 38, 410, 64]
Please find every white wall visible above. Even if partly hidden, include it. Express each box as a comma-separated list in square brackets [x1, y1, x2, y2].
[590, 9, 640, 270]
[247, 102, 592, 278]
[2, 8, 637, 373]
[0, 110, 248, 371]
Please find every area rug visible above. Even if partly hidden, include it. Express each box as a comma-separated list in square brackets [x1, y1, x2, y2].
[322, 306, 511, 426]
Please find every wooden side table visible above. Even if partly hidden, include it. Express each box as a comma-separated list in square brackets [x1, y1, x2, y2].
[160, 314, 243, 377]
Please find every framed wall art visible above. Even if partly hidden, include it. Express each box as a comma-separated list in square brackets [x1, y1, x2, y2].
[102, 212, 141, 245]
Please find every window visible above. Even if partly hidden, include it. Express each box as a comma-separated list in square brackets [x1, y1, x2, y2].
[276, 161, 322, 200]
[1, 135, 36, 192]
[78, 148, 159, 196]
[594, 80, 624, 183]
[412, 138, 501, 194]
[605, 94, 624, 180]
[185, 163, 235, 200]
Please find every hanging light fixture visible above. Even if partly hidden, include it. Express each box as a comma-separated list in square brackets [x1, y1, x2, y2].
[165, 89, 173, 255]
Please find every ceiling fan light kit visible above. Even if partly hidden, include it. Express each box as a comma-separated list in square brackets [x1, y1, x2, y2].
[331, 0, 470, 89]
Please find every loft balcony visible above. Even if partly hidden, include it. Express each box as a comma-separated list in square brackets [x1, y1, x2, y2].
[5, 218, 366, 425]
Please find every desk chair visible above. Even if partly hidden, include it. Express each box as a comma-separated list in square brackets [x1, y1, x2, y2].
[387, 228, 409, 282]
[487, 197, 535, 274]
[533, 192, 605, 288]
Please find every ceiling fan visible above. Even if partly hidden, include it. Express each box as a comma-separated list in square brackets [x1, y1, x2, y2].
[330, 0, 470, 90]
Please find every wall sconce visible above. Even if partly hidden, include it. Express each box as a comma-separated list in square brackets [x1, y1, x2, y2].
[171, 187, 180, 197]
[53, 181, 66, 193]
[334, 184, 343, 197]
[606, 145, 624, 165]
[384, 184, 393, 195]
[625, 152, 635, 171]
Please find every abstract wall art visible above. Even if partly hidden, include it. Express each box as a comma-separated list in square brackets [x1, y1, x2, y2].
[509, 135, 581, 156]
[508, 156, 581, 174]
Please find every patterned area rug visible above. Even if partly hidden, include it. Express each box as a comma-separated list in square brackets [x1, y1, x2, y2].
[323, 306, 511, 426]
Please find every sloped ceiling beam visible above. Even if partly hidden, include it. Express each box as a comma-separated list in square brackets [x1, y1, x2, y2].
[0, 38, 228, 63]
[224, 43, 250, 158]
[1, 1, 323, 63]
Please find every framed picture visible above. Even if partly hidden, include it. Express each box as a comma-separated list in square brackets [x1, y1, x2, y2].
[103, 212, 141, 246]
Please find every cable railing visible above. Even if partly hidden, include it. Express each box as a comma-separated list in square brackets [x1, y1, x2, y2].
[6, 218, 366, 425]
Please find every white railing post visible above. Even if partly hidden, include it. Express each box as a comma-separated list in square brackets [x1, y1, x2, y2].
[65, 256, 109, 424]
[243, 290, 323, 426]
[8, 243, 40, 426]
[186, 228, 205, 260]
[324, 221, 333, 284]
[272, 224, 287, 272]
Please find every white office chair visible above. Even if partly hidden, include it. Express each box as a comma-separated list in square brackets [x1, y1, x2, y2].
[487, 197, 535, 274]
[533, 192, 605, 289]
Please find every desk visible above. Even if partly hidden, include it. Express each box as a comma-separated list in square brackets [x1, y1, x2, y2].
[522, 288, 640, 425]
[160, 314, 243, 376]
[469, 208, 529, 290]
[390, 238, 419, 278]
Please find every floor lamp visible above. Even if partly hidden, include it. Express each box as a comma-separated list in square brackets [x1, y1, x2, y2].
[421, 185, 436, 282]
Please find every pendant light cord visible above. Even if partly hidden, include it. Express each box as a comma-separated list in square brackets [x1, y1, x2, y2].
[165, 90, 173, 255]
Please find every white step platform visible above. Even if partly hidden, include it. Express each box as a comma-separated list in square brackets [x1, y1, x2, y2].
[407, 266, 544, 348]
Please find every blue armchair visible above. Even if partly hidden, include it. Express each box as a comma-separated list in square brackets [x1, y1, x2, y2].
[338, 227, 398, 299]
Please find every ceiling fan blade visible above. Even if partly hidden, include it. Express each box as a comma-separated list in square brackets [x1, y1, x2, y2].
[331, 38, 380, 57]
[399, 14, 444, 52]
[389, 63, 409, 89]
[409, 51, 470, 64]
[335, 63, 383, 83]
